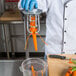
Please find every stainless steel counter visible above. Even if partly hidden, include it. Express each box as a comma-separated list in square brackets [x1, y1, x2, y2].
[0, 60, 23, 76]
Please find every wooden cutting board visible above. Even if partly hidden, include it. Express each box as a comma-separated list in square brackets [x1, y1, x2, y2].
[0, 10, 22, 21]
[47, 54, 76, 76]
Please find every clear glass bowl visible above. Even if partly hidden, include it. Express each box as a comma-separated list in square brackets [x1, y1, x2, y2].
[21, 58, 48, 76]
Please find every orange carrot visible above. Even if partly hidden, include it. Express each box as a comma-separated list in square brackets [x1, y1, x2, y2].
[68, 68, 72, 74]
[69, 58, 73, 64]
[30, 16, 38, 51]
[65, 67, 72, 76]
[31, 66, 35, 76]
[65, 72, 70, 76]
[41, 70, 43, 76]
[32, 32, 38, 51]
[31, 16, 35, 20]
[30, 21, 35, 27]
[72, 71, 76, 76]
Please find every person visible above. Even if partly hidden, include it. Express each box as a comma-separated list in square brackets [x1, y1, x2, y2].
[18, 0, 76, 55]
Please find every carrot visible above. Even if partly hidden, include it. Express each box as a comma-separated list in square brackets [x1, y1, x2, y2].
[68, 68, 72, 74]
[30, 16, 38, 51]
[30, 21, 35, 27]
[65, 72, 70, 76]
[31, 66, 35, 76]
[41, 70, 43, 76]
[65, 68, 72, 76]
[69, 58, 73, 64]
[32, 32, 38, 51]
[31, 16, 35, 20]
[72, 71, 76, 76]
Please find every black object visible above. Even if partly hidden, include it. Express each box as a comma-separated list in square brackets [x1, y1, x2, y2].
[0, 52, 44, 59]
[49, 55, 66, 60]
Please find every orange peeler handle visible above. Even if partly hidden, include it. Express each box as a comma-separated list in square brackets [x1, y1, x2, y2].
[32, 32, 38, 51]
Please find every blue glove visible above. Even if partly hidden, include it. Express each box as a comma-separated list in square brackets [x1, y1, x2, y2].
[21, 0, 38, 11]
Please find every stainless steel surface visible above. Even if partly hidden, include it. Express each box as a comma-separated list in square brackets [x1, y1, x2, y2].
[3, 24, 10, 59]
[9, 24, 15, 57]
[0, 25, 5, 52]
[0, 20, 24, 59]
[0, 0, 4, 15]
[23, 16, 28, 58]
[0, 60, 23, 76]
[0, 0, 1, 13]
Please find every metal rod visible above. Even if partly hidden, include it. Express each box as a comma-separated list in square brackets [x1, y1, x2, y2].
[24, 17, 26, 47]
[2, 24, 10, 59]
[27, 15, 30, 33]
[24, 16, 30, 58]
[9, 24, 15, 58]
[37, 15, 40, 33]
[1, 24, 6, 53]
[35, 14, 37, 27]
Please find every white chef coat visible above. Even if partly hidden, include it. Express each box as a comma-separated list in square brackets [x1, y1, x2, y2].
[18, 0, 76, 55]
[63, 0, 76, 54]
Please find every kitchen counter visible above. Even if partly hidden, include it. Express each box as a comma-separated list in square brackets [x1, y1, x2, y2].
[0, 60, 23, 76]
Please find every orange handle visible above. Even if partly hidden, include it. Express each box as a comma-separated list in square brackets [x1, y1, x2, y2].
[32, 33, 38, 51]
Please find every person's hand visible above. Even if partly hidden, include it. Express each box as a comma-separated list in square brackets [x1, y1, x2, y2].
[21, 0, 38, 11]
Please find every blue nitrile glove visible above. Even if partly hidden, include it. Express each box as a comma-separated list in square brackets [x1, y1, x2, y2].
[21, 0, 38, 11]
